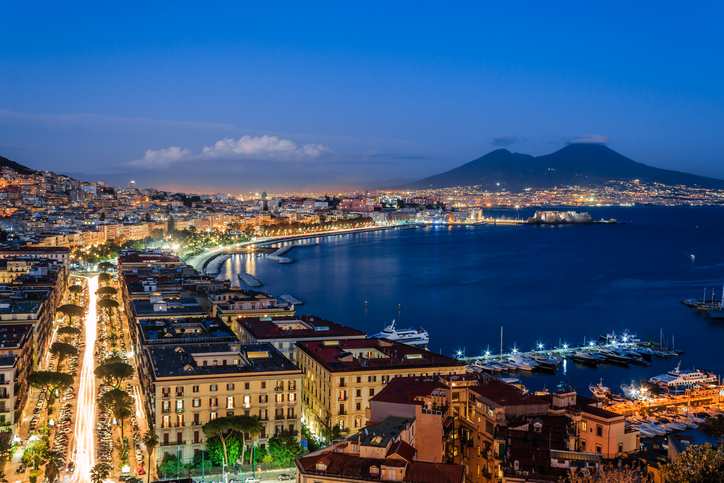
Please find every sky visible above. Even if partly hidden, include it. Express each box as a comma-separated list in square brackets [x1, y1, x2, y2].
[1, 2, 723, 193]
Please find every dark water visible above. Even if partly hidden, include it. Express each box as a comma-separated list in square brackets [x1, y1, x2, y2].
[217, 206, 724, 392]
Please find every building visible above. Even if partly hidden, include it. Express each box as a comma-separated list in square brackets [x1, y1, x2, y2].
[545, 391, 640, 458]
[296, 339, 466, 439]
[296, 423, 465, 483]
[131, 316, 238, 354]
[0, 247, 70, 277]
[117, 250, 185, 271]
[369, 377, 449, 463]
[138, 342, 302, 463]
[0, 356, 17, 430]
[0, 325, 33, 424]
[232, 315, 366, 362]
[208, 289, 295, 323]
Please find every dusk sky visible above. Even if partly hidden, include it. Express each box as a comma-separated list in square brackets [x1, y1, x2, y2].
[1, 2, 723, 193]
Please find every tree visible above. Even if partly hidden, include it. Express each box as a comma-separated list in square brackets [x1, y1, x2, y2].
[202, 416, 245, 474]
[238, 415, 263, 466]
[44, 450, 63, 483]
[150, 228, 165, 240]
[68, 284, 83, 302]
[564, 464, 651, 482]
[142, 429, 159, 483]
[94, 361, 135, 388]
[49, 342, 78, 372]
[659, 443, 724, 483]
[98, 388, 134, 442]
[90, 463, 109, 483]
[205, 434, 242, 468]
[27, 372, 73, 415]
[22, 438, 48, 470]
[97, 297, 119, 316]
[268, 430, 306, 467]
[158, 453, 179, 479]
[56, 304, 84, 325]
[57, 326, 81, 342]
[96, 286, 117, 296]
[98, 261, 114, 272]
[98, 272, 111, 284]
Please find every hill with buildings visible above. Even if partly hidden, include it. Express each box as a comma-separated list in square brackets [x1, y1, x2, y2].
[393, 144, 724, 191]
[0, 155, 37, 176]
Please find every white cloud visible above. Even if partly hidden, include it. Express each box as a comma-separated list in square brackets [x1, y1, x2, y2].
[130, 146, 192, 168]
[567, 134, 610, 145]
[130, 135, 333, 169]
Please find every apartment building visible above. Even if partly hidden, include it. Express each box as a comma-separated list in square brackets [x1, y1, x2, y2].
[0, 247, 70, 276]
[0, 356, 17, 430]
[296, 339, 466, 439]
[232, 315, 366, 362]
[208, 289, 295, 323]
[295, 419, 465, 483]
[138, 342, 302, 463]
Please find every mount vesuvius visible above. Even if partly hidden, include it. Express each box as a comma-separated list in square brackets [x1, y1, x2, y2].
[391, 144, 724, 191]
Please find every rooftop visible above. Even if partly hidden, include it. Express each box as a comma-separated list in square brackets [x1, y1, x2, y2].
[139, 317, 238, 345]
[236, 314, 366, 340]
[296, 339, 465, 374]
[370, 377, 447, 406]
[348, 416, 415, 449]
[146, 342, 300, 379]
[132, 296, 207, 318]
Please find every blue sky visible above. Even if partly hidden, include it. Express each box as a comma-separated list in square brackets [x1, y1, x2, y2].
[1, 2, 722, 192]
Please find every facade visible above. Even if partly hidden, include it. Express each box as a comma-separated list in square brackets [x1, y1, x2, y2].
[208, 289, 294, 323]
[0, 355, 17, 430]
[138, 342, 302, 463]
[232, 315, 366, 362]
[0, 247, 70, 276]
[297, 339, 466, 439]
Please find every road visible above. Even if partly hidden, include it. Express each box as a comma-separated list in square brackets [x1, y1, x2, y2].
[67, 275, 99, 483]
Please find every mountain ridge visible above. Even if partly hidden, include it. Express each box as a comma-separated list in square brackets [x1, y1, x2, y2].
[390, 144, 724, 191]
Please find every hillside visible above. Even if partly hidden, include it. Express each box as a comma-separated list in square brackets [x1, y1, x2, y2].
[393, 144, 724, 191]
[0, 155, 37, 176]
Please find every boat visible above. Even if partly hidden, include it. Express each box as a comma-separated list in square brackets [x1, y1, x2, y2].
[368, 320, 429, 348]
[649, 362, 719, 389]
[597, 349, 631, 366]
[620, 381, 643, 399]
[510, 356, 537, 372]
[641, 421, 667, 436]
[530, 356, 558, 371]
[571, 351, 599, 366]
[589, 379, 610, 400]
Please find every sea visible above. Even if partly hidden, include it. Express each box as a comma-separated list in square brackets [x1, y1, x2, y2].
[215, 206, 724, 394]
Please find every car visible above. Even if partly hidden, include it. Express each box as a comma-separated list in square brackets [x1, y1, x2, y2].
[245, 478, 261, 483]
[278, 474, 295, 481]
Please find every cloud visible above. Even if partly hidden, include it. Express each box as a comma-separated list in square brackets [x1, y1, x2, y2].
[490, 136, 520, 147]
[130, 135, 333, 169]
[567, 134, 610, 145]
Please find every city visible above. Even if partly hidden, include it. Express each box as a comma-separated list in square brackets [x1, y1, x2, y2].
[2, 3, 724, 483]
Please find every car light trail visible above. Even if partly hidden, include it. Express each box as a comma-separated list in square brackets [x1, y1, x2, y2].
[68, 275, 98, 483]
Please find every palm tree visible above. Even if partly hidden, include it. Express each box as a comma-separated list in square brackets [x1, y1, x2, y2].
[90, 463, 109, 483]
[99, 388, 134, 442]
[44, 450, 63, 483]
[142, 429, 159, 483]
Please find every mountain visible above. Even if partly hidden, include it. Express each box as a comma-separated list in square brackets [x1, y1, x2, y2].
[393, 144, 724, 191]
[0, 155, 37, 176]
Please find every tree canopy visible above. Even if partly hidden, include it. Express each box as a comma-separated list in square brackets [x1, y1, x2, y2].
[95, 286, 117, 296]
[49, 342, 78, 370]
[659, 443, 724, 483]
[27, 371, 74, 391]
[56, 304, 84, 323]
[205, 433, 243, 467]
[94, 361, 135, 388]
[268, 430, 306, 467]
[98, 261, 115, 272]
[98, 272, 111, 283]
[90, 463, 109, 483]
[97, 298, 119, 311]
[98, 388, 134, 441]
[57, 326, 81, 341]
[68, 285, 83, 294]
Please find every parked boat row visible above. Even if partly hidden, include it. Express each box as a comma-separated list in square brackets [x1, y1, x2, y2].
[626, 407, 723, 438]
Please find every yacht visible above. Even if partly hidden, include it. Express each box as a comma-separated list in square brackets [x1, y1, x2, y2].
[368, 320, 429, 348]
[589, 379, 610, 400]
[571, 351, 600, 365]
[649, 363, 718, 389]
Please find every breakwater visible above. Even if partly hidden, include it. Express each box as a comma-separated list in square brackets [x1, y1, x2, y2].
[280, 294, 304, 305]
[266, 241, 320, 264]
[238, 273, 262, 287]
[204, 254, 231, 275]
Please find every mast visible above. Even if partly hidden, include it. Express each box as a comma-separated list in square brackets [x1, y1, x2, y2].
[500, 326, 503, 362]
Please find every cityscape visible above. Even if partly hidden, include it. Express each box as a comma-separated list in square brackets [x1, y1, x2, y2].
[1, 3, 723, 483]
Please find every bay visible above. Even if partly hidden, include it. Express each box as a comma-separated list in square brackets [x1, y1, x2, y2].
[216, 206, 724, 392]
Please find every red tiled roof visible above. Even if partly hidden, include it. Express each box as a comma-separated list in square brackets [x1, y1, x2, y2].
[237, 315, 365, 340]
[468, 379, 549, 408]
[371, 376, 446, 405]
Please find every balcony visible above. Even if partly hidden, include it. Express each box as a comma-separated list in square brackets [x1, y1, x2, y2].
[160, 441, 186, 447]
[161, 393, 171, 399]
[274, 386, 285, 392]
[191, 422, 202, 426]
[174, 422, 185, 428]
[176, 408, 184, 413]
[0, 393, 10, 400]
[175, 393, 184, 398]
[275, 415, 285, 421]
[209, 404, 218, 411]
[162, 408, 171, 413]
[286, 414, 297, 420]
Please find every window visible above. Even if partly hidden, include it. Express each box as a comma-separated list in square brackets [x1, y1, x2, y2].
[227, 383, 235, 391]
[288, 393, 296, 403]
[227, 411, 234, 416]
[368, 376, 376, 383]
[276, 394, 284, 404]
[210, 412, 217, 420]
[260, 409, 267, 420]
[162, 416, 170, 428]
[596, 426, 602, 437]
[176, 400, 184, 411]
[193, 399, 200, 407]
[581, 440, 586, 452]
[355, 419, 360, 428]
[356, 377, 361, 383]
[244, 396, 251, 407]
[596, 444, 602, 454]
[356, 403, 361, 411]
[356, 389, 361, 397]
[581, 421, 587, 432]
[259, 395, 268, 404]
[192, 385, 199, 393]
[245, 382, 250, 390]
[210, 384, 217, 392]
[618, 443, 623, 454]
[194, 431, 200, 444]
[227, 397, 235, 409]
[176, 387, 184, 396]
[261, 382, 266, 389]
[452, 391, 460, 402]
[203, 361, 207, 367]
[369, 388, 374, 397]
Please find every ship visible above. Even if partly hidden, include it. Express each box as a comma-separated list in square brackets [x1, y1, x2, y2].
[368, 320, 429, 348]
[589, 379, 610, 400]
[649, 362, 718, 389]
